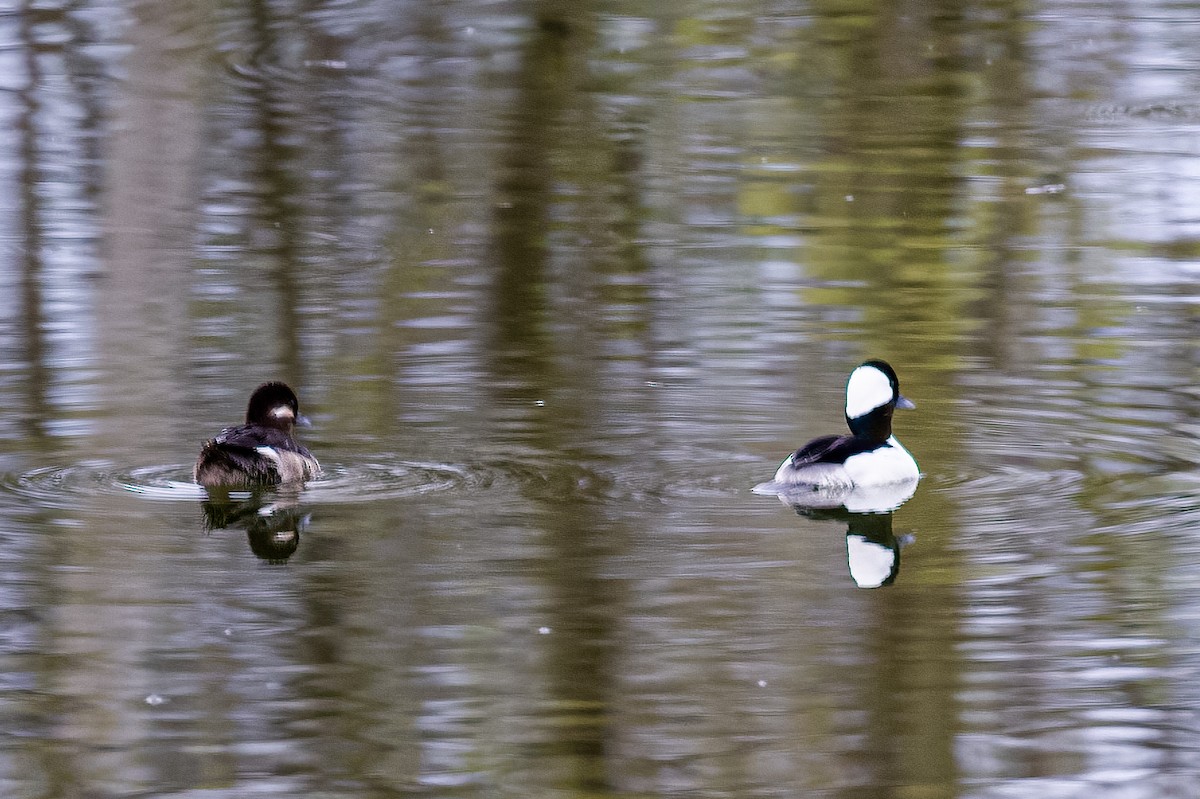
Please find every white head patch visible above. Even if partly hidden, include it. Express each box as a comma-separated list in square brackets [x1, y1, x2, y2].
[269, 405, 295, 421]
[845, 364, 894, 419]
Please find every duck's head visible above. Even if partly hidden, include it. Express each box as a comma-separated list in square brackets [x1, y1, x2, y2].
[844, 360, 914, 440]
[246, 381, 305, 432]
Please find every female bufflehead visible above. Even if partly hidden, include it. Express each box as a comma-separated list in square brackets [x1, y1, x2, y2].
[194, 382, 320, 487]
[769, 360, 919, 489]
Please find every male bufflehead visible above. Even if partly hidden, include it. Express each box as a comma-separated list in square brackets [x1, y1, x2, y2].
[768, 360, 919, 489]
[194, 382, 320, 487]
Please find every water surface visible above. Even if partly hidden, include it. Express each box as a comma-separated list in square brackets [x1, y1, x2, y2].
[4, 1, 1200, 797]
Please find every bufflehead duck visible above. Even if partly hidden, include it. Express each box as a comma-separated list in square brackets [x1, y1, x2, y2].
[768, 360, 919, 489]
[194, 382, 320, 487]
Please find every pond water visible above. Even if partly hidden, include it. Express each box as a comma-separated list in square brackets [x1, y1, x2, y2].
[5, 0, 1200, 796]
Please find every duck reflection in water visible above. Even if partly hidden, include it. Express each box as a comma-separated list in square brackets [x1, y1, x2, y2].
[756, 480, 918, 589]
[200, 487, 310, 563]
[793, 502, 914, 589]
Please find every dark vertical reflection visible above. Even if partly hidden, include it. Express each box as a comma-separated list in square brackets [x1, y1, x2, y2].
[970, 0, 1042, 369]
[489, 18, 565, 380]
[15, 0, 51, 445]
[246, 0, 305, 384]
[11, 4, 60, 792]
[487, 2, 617, 791]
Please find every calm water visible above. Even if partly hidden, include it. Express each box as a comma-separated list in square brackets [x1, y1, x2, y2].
[5, 0, 1200, 796]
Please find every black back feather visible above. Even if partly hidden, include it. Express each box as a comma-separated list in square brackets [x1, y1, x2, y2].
[789, 434, 888, 467]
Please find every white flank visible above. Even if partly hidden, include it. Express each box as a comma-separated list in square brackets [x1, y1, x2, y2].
[844, 364, 894, 419]
[772, 457, 853, 488]
[842, 437, 920, 486]
[255, 446, 283, 467]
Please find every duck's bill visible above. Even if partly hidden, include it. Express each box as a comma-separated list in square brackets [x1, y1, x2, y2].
[896, 395, 915, 410]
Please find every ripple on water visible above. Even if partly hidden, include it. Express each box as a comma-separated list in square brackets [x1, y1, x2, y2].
[604, 446, 764, 505]
[0, 460, 477, 509]
[0, 450, 761, 511]
[0, 462, 201, 509]
[927, 464, 1086, 502]
[932, 462, 1200, 540]
[301, 461, 474, 503]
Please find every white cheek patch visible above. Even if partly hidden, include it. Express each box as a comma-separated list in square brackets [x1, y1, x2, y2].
[845, 366, 894, 418]
[269, 405, 295, 421]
